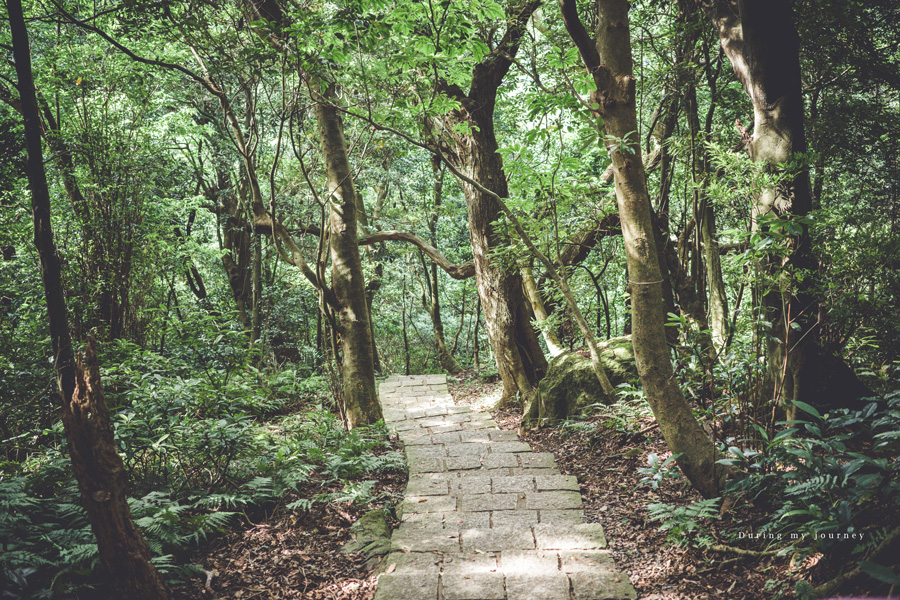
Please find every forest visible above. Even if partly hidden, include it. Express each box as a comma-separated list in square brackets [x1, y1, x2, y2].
[1, 0, 899, 598]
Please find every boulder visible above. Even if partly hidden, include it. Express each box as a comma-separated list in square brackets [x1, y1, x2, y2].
[523, 336, 637, 427]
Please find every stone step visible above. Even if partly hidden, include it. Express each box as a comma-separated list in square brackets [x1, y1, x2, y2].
[373, 375, 636, 600]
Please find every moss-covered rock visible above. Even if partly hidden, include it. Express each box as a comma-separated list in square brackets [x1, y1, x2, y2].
[341, 509, 392, 569]
[523, 336, 637, 427]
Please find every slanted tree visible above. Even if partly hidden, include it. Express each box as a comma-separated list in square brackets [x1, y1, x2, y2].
[561, 0, 725, 497]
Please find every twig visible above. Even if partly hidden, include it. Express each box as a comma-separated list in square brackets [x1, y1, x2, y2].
[709, 544, 780, 557]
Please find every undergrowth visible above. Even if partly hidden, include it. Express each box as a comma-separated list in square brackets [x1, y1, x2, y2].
[0, 347, 404, 599]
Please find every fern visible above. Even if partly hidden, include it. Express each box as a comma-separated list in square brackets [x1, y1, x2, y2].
[785, 475, 841, 496]
[287, 497, 315, 511]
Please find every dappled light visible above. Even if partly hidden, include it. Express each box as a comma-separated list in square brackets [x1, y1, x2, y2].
[2, 0, 899, 597]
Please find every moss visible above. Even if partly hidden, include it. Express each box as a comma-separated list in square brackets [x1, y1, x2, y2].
[524, 337, 637, 426]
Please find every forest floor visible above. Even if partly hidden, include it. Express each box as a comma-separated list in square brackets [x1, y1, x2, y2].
[173, 447, 407, 600]
[173, 371, 883, 600]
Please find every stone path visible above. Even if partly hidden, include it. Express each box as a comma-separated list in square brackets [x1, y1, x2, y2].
[374, 374, 636, 600]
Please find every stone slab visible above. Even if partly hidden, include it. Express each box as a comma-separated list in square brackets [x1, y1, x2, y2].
[446, 456, 483, 471]
[533, 523, 607, 550]
[519, 452, 557, 469]
[482, 453, 520, 469]
[499, 550, 560, 574]
[446, 511, 492, 530]
[539, 510, 585, 525]
[391, 529, 460, 553]
[445, 443, 489, 456]
[401, 495, 457, 514]
[461, 528, 535, 552]
[409, 457, 447, 474]
[454, 476, 492, 495]
[406, 478, 451, 497]
[441, 573, 506, 600]
[490, 442, 532, 453]
[525, 491, 582, 510]
[536, 475, 580, 491]
[373, 572, 439, 600]
[506, 573, 571, 600]
[559, 550, 617, 573]
[460, 493, 518, 512]
[492, 476, 535, 494]
[440, 552, 499, 574]
[569, 571, 637, 599]
[491, 510, 539, 529]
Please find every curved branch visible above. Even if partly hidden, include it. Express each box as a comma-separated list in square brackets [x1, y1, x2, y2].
[559, 0, 601, 73]
[358, 230, 475, 280]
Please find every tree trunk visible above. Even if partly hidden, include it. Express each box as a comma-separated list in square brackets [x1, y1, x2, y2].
[427, 0, 545, 404]
[521, 263, 565, 357]
[424, 160, 463, 374]
[473, 296, 482, 370]
[8, 0, 169, 594]
[705, 0, 868, 412]
[683, 60, 730, 348]
[313, 81, 382, 427]
[250, 231, 263, 343]
[562, 0, 725, 497]
[440, 118, 547, 405]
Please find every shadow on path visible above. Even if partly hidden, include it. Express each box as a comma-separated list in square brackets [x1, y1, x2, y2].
[374, 374, 637, 600]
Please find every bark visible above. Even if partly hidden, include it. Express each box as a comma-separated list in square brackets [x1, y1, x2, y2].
[250, 232, 262, 343]
[313, 81, 382, 427]
[521, 263, 565, 357]
[358, 231, 475, 279]
[358, 188, 383, 373]
[562, 0, 725, 497]
[8, 0, 169, 594]
[440, 123, 547, 404]
[423, 161, 463, 374]
[431, 0, 548, 405]
[704, 0, 868, 411]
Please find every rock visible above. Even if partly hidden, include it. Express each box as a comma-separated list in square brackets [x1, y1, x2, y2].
[342, 509, 393, 569]
[523, 337, 637, 426]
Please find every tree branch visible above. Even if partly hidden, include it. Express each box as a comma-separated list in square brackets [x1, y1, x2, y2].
[358, 230, 475, 279]
[559, 0, 601, 73]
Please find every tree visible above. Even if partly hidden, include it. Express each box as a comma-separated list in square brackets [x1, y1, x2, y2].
[7, 0, 170, 595]
[423, 0, 549, 404]
[560, 0, 724, 497]
[702, 0, 870, 414]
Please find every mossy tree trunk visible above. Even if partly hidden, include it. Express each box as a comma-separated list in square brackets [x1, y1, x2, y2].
[313, 80, 383, 427]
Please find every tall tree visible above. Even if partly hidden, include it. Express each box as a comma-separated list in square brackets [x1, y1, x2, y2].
[426, 0, 549, 404]
[561, 0, 724, 497]
[7, 0, 170, 595]
[703, 0, 869, 412]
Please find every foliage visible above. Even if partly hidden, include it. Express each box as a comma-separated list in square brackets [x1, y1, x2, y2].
[637, 452, 683, 491]
[718, 394, 900, 562]
[647, 497, 721, 549]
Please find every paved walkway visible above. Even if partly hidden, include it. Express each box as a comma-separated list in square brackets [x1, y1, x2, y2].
[374, 375, 636, 600]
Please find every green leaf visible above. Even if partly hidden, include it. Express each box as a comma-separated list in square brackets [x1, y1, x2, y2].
[858, 561, 900, 586]
[793, 401, 822, 420]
